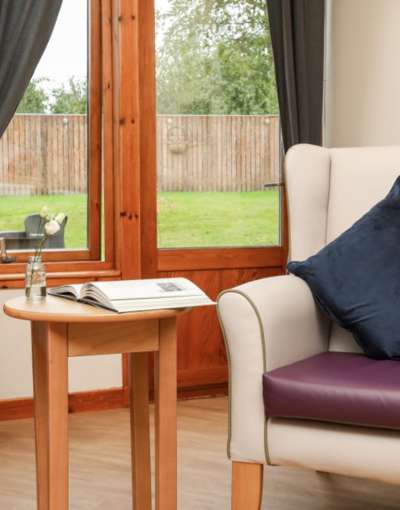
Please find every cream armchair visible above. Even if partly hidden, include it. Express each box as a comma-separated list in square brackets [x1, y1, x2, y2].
[217, 144, 400, 509]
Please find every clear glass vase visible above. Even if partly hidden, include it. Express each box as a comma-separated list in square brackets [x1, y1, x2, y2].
[25, 256, 47, 301]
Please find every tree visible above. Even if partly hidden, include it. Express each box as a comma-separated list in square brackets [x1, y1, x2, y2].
[17, 78, 49, 113]
[156, 0, 278, 115]
[51, 77, 87, 114]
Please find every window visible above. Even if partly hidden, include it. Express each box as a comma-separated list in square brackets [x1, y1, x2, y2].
[155, 0, 280, 249]
[0, 0, 281, 284]
[0, 0, 103, 262]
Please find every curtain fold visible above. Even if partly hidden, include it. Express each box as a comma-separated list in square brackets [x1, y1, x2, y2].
[267, 0, 325, 152]
[0, 0, 62, 138]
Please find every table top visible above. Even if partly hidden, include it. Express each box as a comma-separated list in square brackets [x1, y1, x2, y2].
[3, 296, 188, 323]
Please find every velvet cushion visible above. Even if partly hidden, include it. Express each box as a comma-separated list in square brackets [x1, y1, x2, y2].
[288, 176, 400, 360]
[263, 352, 400, 429]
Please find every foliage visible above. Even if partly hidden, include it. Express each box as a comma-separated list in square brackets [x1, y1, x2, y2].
[156, 0, 278, 115]
[17, 78, 49, 113]
[18, 2, 276, 116]
[17, 77, 87, 115]
[50, 77, 87, 114]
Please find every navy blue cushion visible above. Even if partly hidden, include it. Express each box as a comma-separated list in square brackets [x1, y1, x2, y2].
[288, 176, 400, 360]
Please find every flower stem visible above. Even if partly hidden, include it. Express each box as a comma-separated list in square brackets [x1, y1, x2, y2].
[29, 235, 48, 287]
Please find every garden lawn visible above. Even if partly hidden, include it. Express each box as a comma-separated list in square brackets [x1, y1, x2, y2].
[0, 194, 88, 249]
[0, 191, 279, 250]
[157, 191, 279, 247]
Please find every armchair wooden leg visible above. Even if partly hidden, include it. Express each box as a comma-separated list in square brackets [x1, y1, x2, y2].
[232, 461, 264, 510]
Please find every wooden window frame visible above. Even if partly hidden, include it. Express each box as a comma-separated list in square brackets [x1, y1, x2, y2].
[152, 4, 287, 274]
[0, 0, 120, 287]
[0, 0, 287, 288]
[156, 185, 288, 272]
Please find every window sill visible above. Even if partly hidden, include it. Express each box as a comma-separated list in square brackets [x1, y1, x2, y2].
[0, 265, 121, 289]
[3, 249, 95, 263]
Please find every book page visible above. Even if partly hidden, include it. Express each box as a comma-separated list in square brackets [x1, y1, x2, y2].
[49, 283, 84, 299]
[112, 295, 214, 313]
[87, 278, 205, 301]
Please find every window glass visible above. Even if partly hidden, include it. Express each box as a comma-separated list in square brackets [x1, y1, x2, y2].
[0, 0, 88, 251]
[155, 0, 280, 248]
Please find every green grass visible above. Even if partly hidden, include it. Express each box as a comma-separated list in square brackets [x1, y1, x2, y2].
[0, 194, 88, 249]
[157, 191, 279, 247]
[0, 191, 279, 249]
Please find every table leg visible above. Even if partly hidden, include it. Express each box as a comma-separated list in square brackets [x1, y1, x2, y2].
[31, 322, 69, 510]
[154, 317, 177, 510]
[129, 352, 152, 510]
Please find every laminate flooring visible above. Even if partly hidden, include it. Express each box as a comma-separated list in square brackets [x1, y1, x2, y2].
[0, 397, 399, 509]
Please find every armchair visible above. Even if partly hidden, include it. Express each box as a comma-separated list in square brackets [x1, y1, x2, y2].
[217, 144, 400, 509]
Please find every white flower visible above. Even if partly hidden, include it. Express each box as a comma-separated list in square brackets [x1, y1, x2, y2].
[40, 206, 50, 219]
[55, 213, 66, 225]
[44, 220, 60, 236]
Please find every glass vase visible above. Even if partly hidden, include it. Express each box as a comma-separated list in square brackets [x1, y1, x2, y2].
[25, 256, 47, 301]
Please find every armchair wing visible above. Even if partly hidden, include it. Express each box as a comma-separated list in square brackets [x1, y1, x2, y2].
[217, 274, 330, 464]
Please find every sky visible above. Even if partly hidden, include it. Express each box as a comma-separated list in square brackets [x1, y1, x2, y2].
[33, 0, 87, 88]
[33, 0, 170, 89]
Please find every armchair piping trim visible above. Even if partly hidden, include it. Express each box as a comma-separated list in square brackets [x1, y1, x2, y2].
[217, 288, 271, 465]
[324, 152, 332, 244]
[283, 154, 293, 262]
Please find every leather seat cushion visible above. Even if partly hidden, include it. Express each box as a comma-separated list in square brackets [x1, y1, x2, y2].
[263, 352, 400, 429]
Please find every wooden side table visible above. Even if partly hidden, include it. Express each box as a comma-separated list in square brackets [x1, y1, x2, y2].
[4, 296, 188, 510]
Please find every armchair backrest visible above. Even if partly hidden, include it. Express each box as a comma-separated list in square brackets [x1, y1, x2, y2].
[24, 214, 68, 249]
[285, 144, 400, 353]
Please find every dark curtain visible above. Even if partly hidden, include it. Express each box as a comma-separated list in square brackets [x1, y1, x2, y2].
[0, 0, 62, 138]
[267, 0, 325, 152]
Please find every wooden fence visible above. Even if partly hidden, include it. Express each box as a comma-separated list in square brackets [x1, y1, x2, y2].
[0, 114, 280, 195]
[0, 115, 87, 196]
[157, 115, 280, 192]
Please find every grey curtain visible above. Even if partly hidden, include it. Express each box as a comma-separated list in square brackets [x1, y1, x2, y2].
[0, 0, 62, 138]
[267, 0, 325, 152]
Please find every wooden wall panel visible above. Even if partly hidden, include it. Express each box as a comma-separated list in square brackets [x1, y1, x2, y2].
[158, 266, 283, 392]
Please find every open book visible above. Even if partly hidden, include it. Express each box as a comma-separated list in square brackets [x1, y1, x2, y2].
[48, 277, 214, 313]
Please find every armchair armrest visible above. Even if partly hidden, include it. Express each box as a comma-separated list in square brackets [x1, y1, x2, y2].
[217, 274, 330, 464]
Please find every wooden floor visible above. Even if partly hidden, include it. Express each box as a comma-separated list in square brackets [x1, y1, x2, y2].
[0, 397, 399, 509]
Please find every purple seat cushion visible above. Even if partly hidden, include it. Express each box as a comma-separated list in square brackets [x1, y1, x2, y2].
[263, 352, 400, 429]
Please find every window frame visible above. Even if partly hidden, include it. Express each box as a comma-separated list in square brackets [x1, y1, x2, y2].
[0, 0, 118, 286]
[153, 2, 285, 264]
[0, 0, 286, 288]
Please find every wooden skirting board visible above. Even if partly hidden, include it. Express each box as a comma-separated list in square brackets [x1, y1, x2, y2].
[0, 383, 227, 422]
[0, 388, 127, 422]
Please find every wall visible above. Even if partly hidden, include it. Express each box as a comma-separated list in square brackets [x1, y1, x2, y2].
[325, 0, 400, 147]
[0, 289, 122, 400]
[7, 0, 399, 404]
